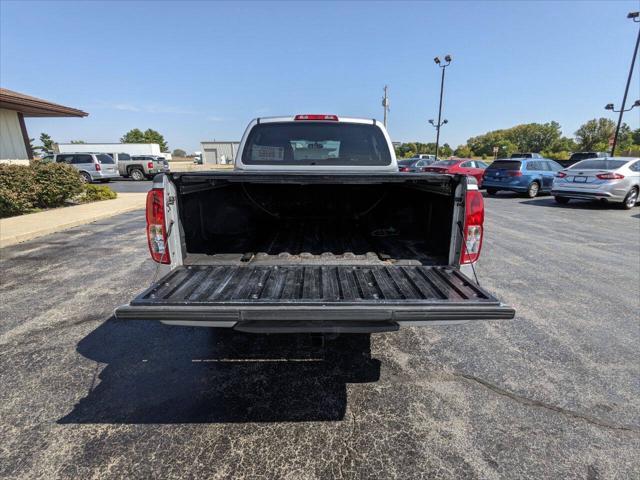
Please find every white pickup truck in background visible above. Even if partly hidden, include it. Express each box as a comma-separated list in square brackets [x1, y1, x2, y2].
[116, 114, 514, 333]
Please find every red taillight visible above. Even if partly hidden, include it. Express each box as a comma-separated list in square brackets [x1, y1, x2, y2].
[294, 114, 339, 121]
[556, 172, 567, 178]
[146, 188, 170, 264]
[461, 190, 484, 264]
[399, 167, 409, 172]
[596, 172, 624, 180]
[95, 163, 101, 171]
[507, 170, 522, 177]
[148, 161, 154, 169]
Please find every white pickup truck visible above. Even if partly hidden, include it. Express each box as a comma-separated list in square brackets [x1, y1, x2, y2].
[116, 115, 514, 333]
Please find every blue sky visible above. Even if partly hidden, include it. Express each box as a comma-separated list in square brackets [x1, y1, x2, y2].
[1, 0, 638, 153]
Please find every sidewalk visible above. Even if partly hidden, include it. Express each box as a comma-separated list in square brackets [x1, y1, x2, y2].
[0, 193, 147, 249]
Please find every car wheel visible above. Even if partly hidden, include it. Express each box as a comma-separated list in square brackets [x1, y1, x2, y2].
[622, 187, 638, 210]
[486, 188, 498, 195]
[130, 168, 145, 181]
[554, 196, 570, 204]
[79, 172, 92, 183]
[526, 181, 540, 198]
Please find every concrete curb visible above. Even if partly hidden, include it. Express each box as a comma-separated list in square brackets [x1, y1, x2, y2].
[0, 193, 147, 249]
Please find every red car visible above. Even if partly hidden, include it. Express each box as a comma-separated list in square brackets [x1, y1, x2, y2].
[423, 159, 489, 186]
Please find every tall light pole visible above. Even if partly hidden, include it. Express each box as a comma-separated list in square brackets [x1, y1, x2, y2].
[431, 55, 452, 160]
[608, 11, 639, 156]
[382, 85, 390, 128]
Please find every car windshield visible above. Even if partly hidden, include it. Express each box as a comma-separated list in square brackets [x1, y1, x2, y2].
[118, 153, 131, 160]
[397, 160, 415, 166]
[96, 154, 115, 164]
[241, 122, 392, 166]
[510, 153, 529, 158]
[569, 159, 627, 170]
[431, 160, 458, 167]
[486, 160, 522, 170]
[568, 153, 596, 162]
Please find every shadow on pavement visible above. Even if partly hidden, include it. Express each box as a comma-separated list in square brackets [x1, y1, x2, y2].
[59, 317, 380, 424]
[520, 198, 617, 210]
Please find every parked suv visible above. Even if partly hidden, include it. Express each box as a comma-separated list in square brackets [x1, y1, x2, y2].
[118, 155, 170, 180]
[558, 151, 608, 168]
[42, 153, 119, 183]
[510, 153, 543, 159]
[483, 158, 563, 197]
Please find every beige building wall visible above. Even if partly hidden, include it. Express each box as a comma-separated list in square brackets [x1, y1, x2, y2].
[0, 108, 29, 163]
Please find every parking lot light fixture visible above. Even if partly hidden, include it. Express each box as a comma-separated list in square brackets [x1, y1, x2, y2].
[609, 11, 640, 156]
[431, 54, 452, 160]
[605, 99, 640, 113]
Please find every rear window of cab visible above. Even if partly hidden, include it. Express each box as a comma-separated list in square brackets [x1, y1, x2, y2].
[241, 122, 392, 166]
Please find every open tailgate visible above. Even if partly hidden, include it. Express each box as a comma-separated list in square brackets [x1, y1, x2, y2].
[115, 265, 514, 332]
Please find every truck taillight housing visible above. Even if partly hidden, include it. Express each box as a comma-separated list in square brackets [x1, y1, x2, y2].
[146, 188, 170, 264]
[95, 163, 101, 171]
[148, 161, 154, 169]
[461, 190, 484, 264]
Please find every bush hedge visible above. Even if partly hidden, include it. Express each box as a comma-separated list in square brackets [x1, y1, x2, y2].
[81, 184, 117, 202]
[0, 162, 86, 218]
[33, 161, 84, 208]
[0, 165, 40, 217]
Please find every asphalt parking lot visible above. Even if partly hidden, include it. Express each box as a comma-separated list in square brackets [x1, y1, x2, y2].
[106, 178, 152, 193]
[1, 194, 638, 479]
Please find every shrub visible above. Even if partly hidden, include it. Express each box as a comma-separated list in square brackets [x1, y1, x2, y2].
[81, 184, 117, 202]
[542, 150, 570, 161]
[32, 162, 84, 208]
[0, 165, 39, 217]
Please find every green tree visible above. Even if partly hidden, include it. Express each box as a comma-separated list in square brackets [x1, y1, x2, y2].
[439, 143, 453, 158]
[454, 145, 473, 158]
[172, 148, 186, 157]
[120, 128, 146, 143]
[70, 140, 85, 144]
[632, 128, 640, 145]
[143, 129, 168, 152]
[574, 118, 616, 151]
[39, 133, 55, 152]
[120, 128, 168, 152]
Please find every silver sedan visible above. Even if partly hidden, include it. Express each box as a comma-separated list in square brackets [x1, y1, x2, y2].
[552, 157, 640, 209]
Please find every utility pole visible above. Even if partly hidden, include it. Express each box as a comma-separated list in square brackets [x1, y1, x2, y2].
[610, 11, 640, 156]
[382, 85, 390, 127]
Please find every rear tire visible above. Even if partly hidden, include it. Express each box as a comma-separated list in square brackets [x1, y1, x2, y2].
[79, 171, 92, 183]
[554, 196, 570, 205]
[526, 181, 540, 198]
[486, 188, 498, 195]
[130, 168, 145, 181]
[622, 187, 638, 210]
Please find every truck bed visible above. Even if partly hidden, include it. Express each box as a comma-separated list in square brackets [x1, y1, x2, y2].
[116, 265, 515, 331]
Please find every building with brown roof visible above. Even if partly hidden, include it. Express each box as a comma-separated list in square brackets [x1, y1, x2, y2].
[0, 88, 87, 164]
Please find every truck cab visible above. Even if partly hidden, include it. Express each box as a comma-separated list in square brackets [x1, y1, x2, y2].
[116, 115, 514, 333]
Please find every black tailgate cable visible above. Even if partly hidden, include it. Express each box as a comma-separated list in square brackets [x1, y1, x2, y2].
[457, 220, 480, 286]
